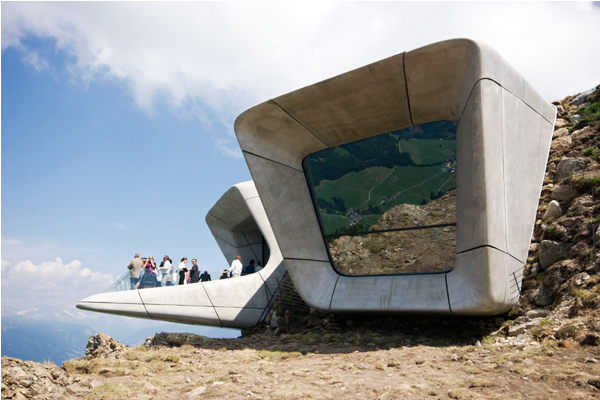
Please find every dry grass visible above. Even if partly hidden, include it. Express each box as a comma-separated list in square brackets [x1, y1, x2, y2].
[59, 338, 600, 400]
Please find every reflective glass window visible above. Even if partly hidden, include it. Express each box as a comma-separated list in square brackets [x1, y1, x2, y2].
[304, 121, 457, 275]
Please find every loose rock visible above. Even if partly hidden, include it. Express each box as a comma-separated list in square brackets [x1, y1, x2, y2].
[542, 200, 562, 221]
[539, 240, 567, 269]
[534, 284, 555, 307]
[85, 333, 129, 359]
[569, 88, 595, 106]
[555, 158, 588, 183]
[550, 185, 577, 203]
[554, 119, 568, 129]
[551, 135, 572, 152]
[2, 357, 72, 400]
[553, 127, 569, 137]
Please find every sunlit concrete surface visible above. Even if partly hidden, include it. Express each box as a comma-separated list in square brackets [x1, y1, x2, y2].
[235, 39, 556, 315]
[77, 181, 286, 328]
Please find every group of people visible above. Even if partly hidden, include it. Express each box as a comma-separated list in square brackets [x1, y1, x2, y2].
[220, 256, 262, 279]
[127, 253, 263, 290]
[127, 253, 213, 290]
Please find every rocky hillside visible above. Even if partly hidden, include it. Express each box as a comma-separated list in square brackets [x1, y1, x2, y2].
[330, 190, 457, 275]
[2, 87, 600, 400]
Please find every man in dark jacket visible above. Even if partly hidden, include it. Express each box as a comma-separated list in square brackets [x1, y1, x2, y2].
[200, 271, 212, 282]
[241, 259, 256, 276]
[189, 259, 200, 283]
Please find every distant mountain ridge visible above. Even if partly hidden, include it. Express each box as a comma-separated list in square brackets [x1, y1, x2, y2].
[1, 315, 95, 365]
[1, 305, 240, 364]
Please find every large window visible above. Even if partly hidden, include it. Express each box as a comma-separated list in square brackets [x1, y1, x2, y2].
[304, 121, 457, 275]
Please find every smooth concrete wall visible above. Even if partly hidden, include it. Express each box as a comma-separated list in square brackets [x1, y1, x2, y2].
[235, 39, 556, 315]
[77, 181, 286, 328]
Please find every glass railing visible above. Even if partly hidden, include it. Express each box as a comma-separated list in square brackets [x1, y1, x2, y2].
[104, 267, 262, 293]
[104, 271, 132, 292]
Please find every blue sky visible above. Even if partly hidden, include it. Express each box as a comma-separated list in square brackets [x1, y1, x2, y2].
[2, 40, 248, 272]
[2, 2, 600, 337]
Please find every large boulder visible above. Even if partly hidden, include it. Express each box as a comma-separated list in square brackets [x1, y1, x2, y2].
[85, 333, 129, 359]
[148, 332, 210, 347]
[555, 158, 588, 183]
[550, 135, 572, 152]
[551, 185, 578, 204]
[568, 195, 597, 217]
[554, 119, 568, 129]
[539, 240, 567, 269]
[553, 127, 569, 137]
[534, 284, 556, 306]
[569, 88, 595, 106]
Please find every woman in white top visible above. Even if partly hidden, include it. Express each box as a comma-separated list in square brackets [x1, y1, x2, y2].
[178, 258, 188, 285]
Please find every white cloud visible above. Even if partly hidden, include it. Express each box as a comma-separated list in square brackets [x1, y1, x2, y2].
[214, 137, 243, 160]
[1, 257, 114, 311]
[21, 50, 49, 72]
[2, 237, 22, 246]
[1, 2, 599, 157]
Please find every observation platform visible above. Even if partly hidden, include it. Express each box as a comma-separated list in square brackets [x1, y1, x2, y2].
[77, 181, 286, 329]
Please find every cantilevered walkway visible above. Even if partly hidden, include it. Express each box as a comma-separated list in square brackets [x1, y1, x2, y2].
[77, 181, 286, 329]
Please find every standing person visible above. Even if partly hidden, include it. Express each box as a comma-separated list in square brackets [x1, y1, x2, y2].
[138, 255, 157, 289]
[178, 258, 188, 285]
[159, 255, 173, 287]
[189, 259, 200, 283]
[224, 255, 243, 278]
[154, 255, 162, 287]
[127, 253, 143, 290]
[168, 256, 176, 283]
[200, 270, 212, 282]
[255, 260, 263, 272]
[241, 260, 256, 276]
[145, 255, 156, 273]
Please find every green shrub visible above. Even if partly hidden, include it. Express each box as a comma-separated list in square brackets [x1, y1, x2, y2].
[571, 99, 600, 131]
[573, 175, 600, 192]
[363, 238, 386, 254]
[584, 147, 598, 159]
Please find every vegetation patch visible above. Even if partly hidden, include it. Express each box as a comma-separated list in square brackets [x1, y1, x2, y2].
[555, 324, 580, 340]
[572, 99, 600, 132]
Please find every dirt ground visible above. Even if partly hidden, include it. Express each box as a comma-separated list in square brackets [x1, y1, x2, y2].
[56, 332, 599, 400]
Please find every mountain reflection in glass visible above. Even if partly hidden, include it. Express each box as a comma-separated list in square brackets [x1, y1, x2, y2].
[304, 121, 457, 275]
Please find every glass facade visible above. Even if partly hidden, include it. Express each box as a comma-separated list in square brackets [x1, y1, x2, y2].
[304, 121, 457, 276]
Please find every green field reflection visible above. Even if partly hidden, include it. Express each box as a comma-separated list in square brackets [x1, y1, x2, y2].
[305, 121, 457, 275]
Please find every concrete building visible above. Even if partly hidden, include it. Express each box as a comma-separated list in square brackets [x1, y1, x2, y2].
[234, 38, 556, 315]
[78, 39, 555, 326]
[77, 181, 286, 328]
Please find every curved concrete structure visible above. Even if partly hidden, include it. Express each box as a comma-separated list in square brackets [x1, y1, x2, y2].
[77, 181, 286, 328]
[235, 39, 556, 315]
